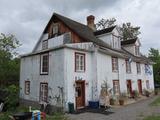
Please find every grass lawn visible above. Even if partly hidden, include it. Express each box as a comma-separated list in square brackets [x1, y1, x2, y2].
[150, 96, 160, 106]
[143, 116, 160, 120]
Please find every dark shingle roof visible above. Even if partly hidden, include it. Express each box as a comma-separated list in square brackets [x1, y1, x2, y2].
[52, 13, 111, 48]
[121, 38, 137, 45]
[94, 26, 116, 36]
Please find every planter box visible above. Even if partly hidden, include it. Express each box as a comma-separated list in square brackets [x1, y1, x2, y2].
[88, 101, 99, 109]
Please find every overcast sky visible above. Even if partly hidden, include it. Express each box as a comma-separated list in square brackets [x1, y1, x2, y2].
[0, 0, 159, 55]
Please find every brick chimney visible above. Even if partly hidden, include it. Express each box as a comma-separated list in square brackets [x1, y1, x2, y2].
[87, 15, 96, 31]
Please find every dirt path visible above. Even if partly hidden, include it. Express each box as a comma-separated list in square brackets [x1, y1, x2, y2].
[67, 96, 160, 120]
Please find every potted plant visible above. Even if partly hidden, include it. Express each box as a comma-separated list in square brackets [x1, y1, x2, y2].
[118, 93, 126, 105]
[144, 89, 150, 97]
[132, 90, 139, 100]
[110, 98, 115, 105]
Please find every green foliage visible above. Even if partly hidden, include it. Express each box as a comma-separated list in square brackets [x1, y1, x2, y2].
[150, 97, 160, 106]
[0, 33, 21, 87]
[96, 18, 141, 40]
[4, 85, 19, 111]
[148, 48, 160, 84]
[120, 23, 140, 40]
[0, 113, 11, 120]
[143, 115, 160, 120]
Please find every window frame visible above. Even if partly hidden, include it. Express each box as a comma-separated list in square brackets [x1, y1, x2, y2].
[113, 80, 120, 95]
[75, 52, 85, 72]
[25, 81, 30, 95]
[126, 59, 131, 73]
[42, 40, 48, 50]
[112, 57, 118, 72]
[39, 82, 48, 102]
[40, 53, 49, 75]
[136, 62, 141, 74]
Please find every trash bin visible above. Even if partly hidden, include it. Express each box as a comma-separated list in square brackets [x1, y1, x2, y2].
[68, 102, 74, 113]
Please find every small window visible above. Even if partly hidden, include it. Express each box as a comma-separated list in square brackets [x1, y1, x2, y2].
[40, 53, 49, 75]
[75, 52, 85, 72]
[113, 80, 120, 95]
[126, 60, 131, 73]
[52, 23, 59, 35]
[40, 83, 48, 102]
[112, 57, 118, 72]
[25, 81, 30, 95]
[135, 46, 140, 56]
[42, 40, 48, 50]
[136, 62, 141, 74]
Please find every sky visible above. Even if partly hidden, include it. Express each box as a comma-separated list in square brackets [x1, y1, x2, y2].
[0, 0, 159, 55]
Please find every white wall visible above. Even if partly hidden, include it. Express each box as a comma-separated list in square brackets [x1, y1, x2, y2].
[20, 49, 66, 107]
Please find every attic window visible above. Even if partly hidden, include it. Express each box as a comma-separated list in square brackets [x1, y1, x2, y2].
[52, 23, 59, 36]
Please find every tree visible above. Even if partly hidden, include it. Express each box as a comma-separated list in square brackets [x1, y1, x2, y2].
[148, 48, 160, 84]
[0, 33, 21, 87]
[96, 18, 116, 30]
[120, 23, 140, 40]
[96, 18, 141, 40]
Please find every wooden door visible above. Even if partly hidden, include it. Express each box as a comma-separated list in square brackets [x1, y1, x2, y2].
[75, 81, 85, 109]
[138, 80, 142, 94]
[127, 80, 133, 97]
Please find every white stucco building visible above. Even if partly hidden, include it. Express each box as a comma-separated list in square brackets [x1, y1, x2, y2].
[20, 13, 154, 111]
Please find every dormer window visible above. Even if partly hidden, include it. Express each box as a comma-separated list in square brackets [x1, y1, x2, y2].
[135, 46, 140, 56]
[42, 40, 48, 50]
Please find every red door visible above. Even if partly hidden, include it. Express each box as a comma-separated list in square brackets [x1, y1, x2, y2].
[75, 81, 85, 109]
[138, 80, 142, 94]
[127, 80, 133, 97]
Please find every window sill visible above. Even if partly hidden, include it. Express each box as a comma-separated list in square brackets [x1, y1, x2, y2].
[112, 70, 118, 73]
[40, 73, 48, 75]
[75, 70, 85, 73]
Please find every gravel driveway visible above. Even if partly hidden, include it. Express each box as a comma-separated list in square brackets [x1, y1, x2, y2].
[68, 96, 160, 120]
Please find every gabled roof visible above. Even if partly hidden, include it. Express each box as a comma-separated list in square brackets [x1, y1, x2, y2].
[94, 26, 116, 36]
[32, 13, 112, 52]
[121, 38, 137, 45]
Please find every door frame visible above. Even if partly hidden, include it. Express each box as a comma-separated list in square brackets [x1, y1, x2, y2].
[113, 80, 120, 96]
[138, 79, 142, 94]
[126, 80, 133, 97]
[75, 80, 85, 109]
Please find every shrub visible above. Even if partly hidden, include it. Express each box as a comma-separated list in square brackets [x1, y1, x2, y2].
[4, 85, 19, 111]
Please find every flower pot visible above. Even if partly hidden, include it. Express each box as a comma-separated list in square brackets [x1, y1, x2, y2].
[110, 99, 115, 105]
[119, 99, 124, 105]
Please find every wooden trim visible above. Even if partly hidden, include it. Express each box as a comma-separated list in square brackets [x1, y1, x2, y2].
[112, 57, 118, 72]
[126, 80, 133, 97]
[25, 81, 30, 95]
[75, 52, 86, 72]
[75, 80, 85, 109]
[137, 79, 142, 94]
[39, 82, 48, 102]
[40, 52, 49, 75]
[113, 80, 120, 95]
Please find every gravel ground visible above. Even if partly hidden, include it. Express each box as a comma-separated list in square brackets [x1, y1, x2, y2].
[67, 96, 160, 120]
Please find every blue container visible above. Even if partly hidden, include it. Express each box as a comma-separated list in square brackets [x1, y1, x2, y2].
[89, 101, 99, 108]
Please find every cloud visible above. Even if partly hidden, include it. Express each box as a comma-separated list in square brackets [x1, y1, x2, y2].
[0, 0, 159, 55]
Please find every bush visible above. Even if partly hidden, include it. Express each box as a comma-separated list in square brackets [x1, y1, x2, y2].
[4, 85, 19, 111]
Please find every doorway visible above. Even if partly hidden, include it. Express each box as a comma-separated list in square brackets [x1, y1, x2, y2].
[75, 81, 85, 109]
[127, 80, 133, 97]
[138, 79, 142, 94]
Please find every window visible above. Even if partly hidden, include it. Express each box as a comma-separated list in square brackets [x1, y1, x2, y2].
[126, 60, 131, 73]
[52, 23, 59, 35]
[136, 62, 141, 74]
[75, 52, 85, 72]
[40, 53, 49, 74]
[146, 80, 150, 89]
[113, 80, 120, 95]
[42, 40, 48, 50]
[112, 57, 118, 72]
[40, 83, 48, 102]
[25, 81, 30, 95]
[135, 46, 140, 56]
